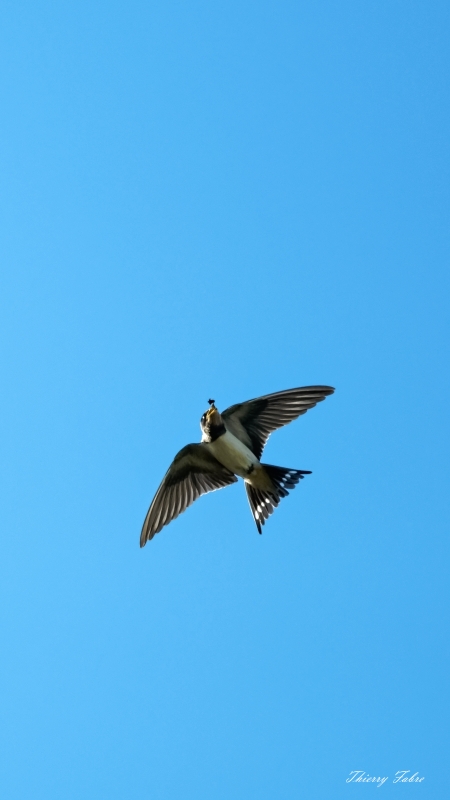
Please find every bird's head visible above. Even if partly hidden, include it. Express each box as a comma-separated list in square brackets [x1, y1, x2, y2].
[200, 399, 224, 438]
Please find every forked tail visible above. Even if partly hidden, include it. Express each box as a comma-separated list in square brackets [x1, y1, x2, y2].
[245, 464, 311, 533]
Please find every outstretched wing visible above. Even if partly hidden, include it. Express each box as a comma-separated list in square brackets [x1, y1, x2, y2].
[222, 386, 334, 459]
[140, 443, 238, 546]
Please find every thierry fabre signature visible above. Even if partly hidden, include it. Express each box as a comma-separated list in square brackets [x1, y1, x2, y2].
[346, 771, 425, 787]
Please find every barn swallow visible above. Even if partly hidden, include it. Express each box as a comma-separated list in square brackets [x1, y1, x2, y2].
[140, 385, 334, 546]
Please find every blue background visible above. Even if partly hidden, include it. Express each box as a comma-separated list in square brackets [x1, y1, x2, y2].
[1, 1, 449, 797]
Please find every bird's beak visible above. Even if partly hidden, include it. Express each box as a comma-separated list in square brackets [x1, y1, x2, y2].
[206, 406, 222, 424]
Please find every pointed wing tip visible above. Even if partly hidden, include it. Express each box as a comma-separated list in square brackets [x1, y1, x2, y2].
[140, 524, 155, 547]
[314, 386, 335, 400]
[140, 531, 148, 547]
[314, 385, 335, 396]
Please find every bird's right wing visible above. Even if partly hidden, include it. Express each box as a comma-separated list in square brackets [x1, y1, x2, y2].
[223, 386, 334, 459]
[140, 443, 238, 546]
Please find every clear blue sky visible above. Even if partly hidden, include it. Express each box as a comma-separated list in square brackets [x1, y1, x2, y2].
[1, 1, 449, 798]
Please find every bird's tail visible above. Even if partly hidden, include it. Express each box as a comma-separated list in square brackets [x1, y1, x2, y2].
[245, 464, 311, 534]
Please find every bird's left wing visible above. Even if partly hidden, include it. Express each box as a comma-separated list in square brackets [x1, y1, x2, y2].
[140, 443, 238, 546]
[222, 386, 334, 459]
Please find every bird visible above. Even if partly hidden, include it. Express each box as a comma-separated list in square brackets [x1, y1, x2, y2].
[140, 385, 334, 546]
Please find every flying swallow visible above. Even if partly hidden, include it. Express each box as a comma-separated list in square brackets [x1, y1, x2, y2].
[140, 385, 334, 546]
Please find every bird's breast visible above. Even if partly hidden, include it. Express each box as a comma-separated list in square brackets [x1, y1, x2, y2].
[207, 430, 258, 478]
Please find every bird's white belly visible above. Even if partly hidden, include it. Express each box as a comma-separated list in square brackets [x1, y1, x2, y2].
[208, 430, 258, 478]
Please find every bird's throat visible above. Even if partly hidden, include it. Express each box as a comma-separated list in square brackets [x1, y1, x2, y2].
[202, 422, 226, 443]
